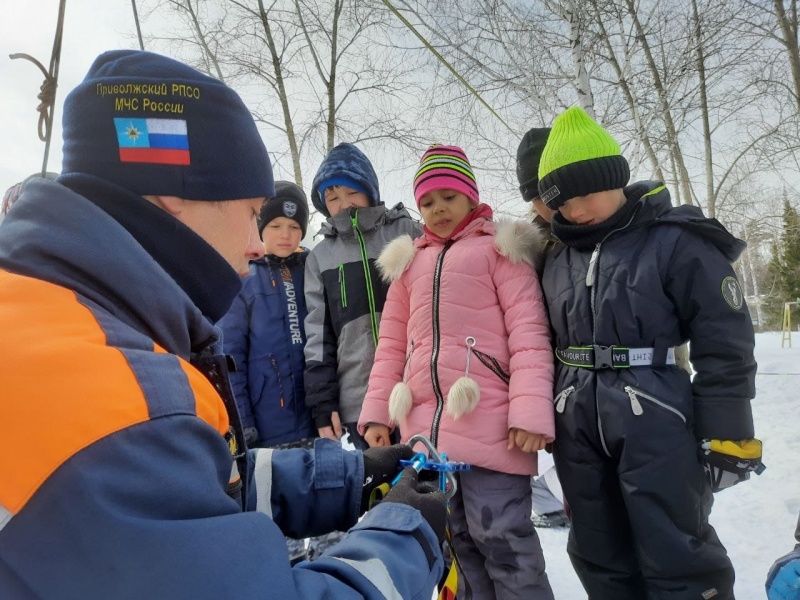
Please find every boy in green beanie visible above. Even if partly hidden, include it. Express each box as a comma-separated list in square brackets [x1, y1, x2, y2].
[538, 106, 762, 600]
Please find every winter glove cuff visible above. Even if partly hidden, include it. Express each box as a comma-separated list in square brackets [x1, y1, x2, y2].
[702, 438, 764, 492]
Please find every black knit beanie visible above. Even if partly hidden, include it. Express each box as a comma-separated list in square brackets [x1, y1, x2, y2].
[258, 180, 309, 238]
[516, 127, 551, 201]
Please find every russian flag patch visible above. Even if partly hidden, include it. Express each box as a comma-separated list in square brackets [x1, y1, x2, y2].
[114, 118, 190, 165]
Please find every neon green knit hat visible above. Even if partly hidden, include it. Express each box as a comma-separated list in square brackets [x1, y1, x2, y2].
[537, 106, 629, 209]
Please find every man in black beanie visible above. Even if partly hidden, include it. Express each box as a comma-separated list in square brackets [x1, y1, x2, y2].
[0, 50, 445, 600]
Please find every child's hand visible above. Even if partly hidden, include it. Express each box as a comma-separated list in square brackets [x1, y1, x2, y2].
[507, 428, 547, 453]
[318, 411, 343, 441]
[365, 424, 392, 447]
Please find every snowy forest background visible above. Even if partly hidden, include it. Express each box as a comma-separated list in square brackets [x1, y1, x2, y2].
[129, 0, 800, 332]
[6, 0, 800, 331]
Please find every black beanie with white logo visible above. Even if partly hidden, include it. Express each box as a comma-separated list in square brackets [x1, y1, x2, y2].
[258, 180, 309, 238]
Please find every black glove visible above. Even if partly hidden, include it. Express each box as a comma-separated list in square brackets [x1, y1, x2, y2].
[383, 467, 447, 544]
[243, 427, 259, 447]
[701, 438, 765, 492]
[360, 444, 416, 513]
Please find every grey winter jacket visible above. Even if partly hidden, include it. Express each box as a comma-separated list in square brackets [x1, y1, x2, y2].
[304, 204, 421, 426]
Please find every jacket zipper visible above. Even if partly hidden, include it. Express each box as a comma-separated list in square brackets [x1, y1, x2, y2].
[472, 347, 510, 385]
[402, 339, 415, 382]
[269, 355, 286, 408]
[624, 386, 686, 423]
[554, 385, 575, 413]
[351, 209, 379, 346]
[338, 264, 347, 308]
[429, 240, 454, 447]
[588, 210, 639, 458]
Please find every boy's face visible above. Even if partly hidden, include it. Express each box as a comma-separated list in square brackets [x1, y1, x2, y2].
[532, 197, 555, 224]
[261, 216, 302, 258]
[419, 189, 475, 239]
[557, 189, 626, 226]
[324, 185, 370, 217]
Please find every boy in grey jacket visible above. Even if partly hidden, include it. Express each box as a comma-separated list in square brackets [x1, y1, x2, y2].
[304, 142, 421, 449]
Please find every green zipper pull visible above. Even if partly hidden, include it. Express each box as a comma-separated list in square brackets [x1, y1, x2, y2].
[339, 264, 347, 308]
[349, 207, 379, 346]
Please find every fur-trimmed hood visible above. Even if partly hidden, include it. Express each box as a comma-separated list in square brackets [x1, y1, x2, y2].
[377, 217, 547, 283]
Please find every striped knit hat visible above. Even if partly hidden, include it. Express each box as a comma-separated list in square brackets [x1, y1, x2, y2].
[413, 145, 479, 207]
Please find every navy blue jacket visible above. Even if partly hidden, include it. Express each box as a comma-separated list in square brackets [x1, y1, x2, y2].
[219, 250, 316, 446]
[543, 181, 756, 441]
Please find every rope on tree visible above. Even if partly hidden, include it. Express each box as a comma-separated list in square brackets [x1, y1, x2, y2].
[9, 0, 67, 176]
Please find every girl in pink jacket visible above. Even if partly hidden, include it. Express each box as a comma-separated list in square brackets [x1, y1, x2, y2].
[358, 145, 555, 599]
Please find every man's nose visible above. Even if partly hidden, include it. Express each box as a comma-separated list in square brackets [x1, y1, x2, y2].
[247, 222, 266, 260]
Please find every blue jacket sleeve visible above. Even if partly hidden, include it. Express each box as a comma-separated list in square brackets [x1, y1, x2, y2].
[664, 230, 756, 440]
[246, 438, 444, 599]
[247, 438, 362, 537]
[218, 291, 256, 430]
[0, 416, 442, 600]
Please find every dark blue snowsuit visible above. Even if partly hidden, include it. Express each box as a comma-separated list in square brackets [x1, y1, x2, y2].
[542, 181, 756, 600]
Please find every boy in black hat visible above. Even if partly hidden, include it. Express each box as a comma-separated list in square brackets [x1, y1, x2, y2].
[538, 106, 762, 600]
[516, 127, 569, 530]
[219, 180, 346, 563]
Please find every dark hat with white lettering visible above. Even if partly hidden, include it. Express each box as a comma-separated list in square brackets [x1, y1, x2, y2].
[61, 49, 274, 201]
[258, 180, 309, 238]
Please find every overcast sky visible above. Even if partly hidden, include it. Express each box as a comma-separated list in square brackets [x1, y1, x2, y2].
[1, 1, 146, 194]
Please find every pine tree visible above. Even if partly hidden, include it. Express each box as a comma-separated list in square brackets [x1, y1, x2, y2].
[764, 198, 800, 328]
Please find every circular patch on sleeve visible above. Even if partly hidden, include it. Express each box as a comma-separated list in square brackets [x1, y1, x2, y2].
[721, 276, 744, 310]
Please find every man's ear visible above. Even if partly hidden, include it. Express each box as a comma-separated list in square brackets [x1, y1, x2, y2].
[142, 194, 184, 216]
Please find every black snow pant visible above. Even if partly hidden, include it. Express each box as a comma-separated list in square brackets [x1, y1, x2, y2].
[553, 377, 735, 600]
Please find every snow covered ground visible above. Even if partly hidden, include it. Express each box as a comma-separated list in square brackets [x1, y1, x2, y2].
[538, 331, 800, 599]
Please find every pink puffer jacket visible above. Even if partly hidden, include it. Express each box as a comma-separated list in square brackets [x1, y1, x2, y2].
[358, 218, 554, 475]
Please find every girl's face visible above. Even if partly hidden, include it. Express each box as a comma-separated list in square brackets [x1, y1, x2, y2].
[419, 189, 475, 239]
[557, 189, 626, 225]
[261, 216, 302, 258]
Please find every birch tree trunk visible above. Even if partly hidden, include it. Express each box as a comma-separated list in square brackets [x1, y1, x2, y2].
[692, 0, 715, 217]
[625, 0, 694, 205]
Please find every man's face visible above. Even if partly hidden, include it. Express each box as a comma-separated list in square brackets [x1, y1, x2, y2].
[179, 197, 267, 276]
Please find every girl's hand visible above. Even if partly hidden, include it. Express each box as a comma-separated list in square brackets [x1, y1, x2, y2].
[507, 428, 547, 453]
[365, 424, 392, 447]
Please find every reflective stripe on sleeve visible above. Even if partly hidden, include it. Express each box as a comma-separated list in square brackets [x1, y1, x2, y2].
[253, 448, 274, 517]
[331, 557, 402, 600]
[0, 503, 11, 533]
